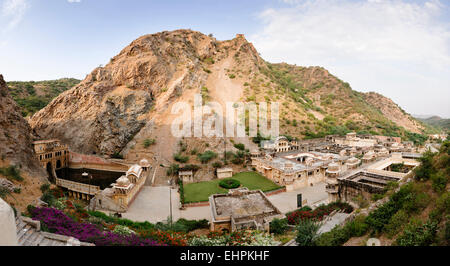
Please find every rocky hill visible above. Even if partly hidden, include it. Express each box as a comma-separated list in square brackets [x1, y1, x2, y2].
[0, 75, 41, 170]
[29, 29, 425, 169]
[0, 74, 46, 211]
[7, 78, 80, 117]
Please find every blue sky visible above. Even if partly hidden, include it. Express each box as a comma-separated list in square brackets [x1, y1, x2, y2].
[1, 0, 449, 117]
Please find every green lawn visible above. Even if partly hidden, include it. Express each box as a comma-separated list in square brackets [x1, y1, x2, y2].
[183, 171, 282, 203]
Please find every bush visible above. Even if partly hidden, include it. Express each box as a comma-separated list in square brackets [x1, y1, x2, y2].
[270, 218, 288, 235]
[346, 215, 368, 237]
[166, 164, 179, 176]
[233, 143, 245, 151]
[295, 219, 320, 246]
[41, 191, 56, 205]
[178, 179, 185, 205]
[219, 178, 240, 189]
[395, 220, 437, 246]
[40, 183, 50, 193]
[113, 225, 136, 236]
[384, 210, 409, 238]
[173, 153, 189, 163]
[431, 172, 447, 193]
[198, 151, 217, 164]
[143, 138, 156, 148]
[212, 162, 223, 168]
[0, 166, 23, 181]
[111, 152, 124, 159]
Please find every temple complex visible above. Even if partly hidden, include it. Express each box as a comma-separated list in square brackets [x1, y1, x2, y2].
[334, 153, 420, 205]
[92, 163, 149, 212]
[252, 151, 350, 191]
[260, 136, 299, 153]
[33, 140, 70, 182]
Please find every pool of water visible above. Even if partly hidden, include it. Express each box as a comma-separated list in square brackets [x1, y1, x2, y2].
[56, 168, 125, 190]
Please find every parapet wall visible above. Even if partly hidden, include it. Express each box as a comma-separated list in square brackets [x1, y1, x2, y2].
[0, 198, 17, 246]
[69, 152, 129, 172]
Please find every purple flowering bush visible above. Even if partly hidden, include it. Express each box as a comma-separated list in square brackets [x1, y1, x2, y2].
[30, 207, 165, 246]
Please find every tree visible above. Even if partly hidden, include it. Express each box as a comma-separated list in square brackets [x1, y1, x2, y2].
[295, 219, 320, 246]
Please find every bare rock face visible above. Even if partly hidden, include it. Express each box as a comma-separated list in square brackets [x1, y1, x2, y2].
[29, 29, 261, 156]
[0, 74, 40, 170]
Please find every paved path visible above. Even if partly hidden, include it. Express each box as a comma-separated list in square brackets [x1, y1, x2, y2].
[122, 186, 181, 223]
[268, 182, 329, 214]
[123, 186, 212, 223]
[317, 212, 350, 234]
[124, 181, 331, 223]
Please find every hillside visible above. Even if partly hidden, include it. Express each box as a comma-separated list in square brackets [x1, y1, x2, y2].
[7, 78, 80, 117]
[315, 143, 449, 246]
[29, 29, 426, 172]
[417, 116, 450, 131]
[0, 74, 46, 211]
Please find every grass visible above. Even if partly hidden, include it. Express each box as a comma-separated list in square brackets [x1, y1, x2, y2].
[183, 171, 282, 203]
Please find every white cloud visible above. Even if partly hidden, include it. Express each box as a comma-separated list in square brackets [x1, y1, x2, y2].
[251, 0, 450, 117]
[67, 0, 81, 3]
[1, 0, 29, 32]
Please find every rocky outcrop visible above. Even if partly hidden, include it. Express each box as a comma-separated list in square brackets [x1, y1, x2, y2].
[0, 74, 40, 170]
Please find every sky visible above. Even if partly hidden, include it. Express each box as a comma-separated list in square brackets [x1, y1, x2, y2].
[0, 0, 449, 118]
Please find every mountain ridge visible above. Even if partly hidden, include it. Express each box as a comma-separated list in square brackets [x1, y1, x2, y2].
[28, 29, 426, 163]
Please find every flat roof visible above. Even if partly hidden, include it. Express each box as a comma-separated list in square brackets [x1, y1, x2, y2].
[211, 190, 279, 219]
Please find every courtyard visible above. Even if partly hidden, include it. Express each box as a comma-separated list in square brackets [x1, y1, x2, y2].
[183, 171, 282, 203]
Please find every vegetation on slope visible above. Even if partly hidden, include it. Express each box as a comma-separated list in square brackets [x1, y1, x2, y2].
[7, 78, 80, 116]
[418, 116, 450, 132]
[241, 62, 429, 145]
[308, 142, 450, 246]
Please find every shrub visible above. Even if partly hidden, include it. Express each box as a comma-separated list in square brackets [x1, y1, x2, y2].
[346, 215, 368, 237]
[41, 191, 56, 206]
[395, 220, 437, 246]
[295, 219, 320, 246]
[113, 225, 136, 236]
[143, 138, 156, 148]
[431, 172, 447, 193]
[173, 153, 189, 163]
[384, 210, 409, 238]
[0, 166, 23, 181]
[229, 74, 236, 79]
[111, 152, 124, 159]
[270, 218, 288, 235]
[233, 143, 245, 150]
[31, 207, 163, 246]
[198, 151, 217, 164]
[365, 201, 398, 233]
[40, 183, 50, 193]
[178, 179, 185, 205]
[212, 162, 223, 168]
[166, 164, 179, 176]
[219, 178, 240, 189]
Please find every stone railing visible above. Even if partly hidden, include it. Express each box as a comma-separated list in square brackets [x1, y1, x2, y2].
[365, 169, 405, 179]
[56, 178, 100, 195]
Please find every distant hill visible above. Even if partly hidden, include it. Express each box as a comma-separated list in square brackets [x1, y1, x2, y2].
[7, 78, 81, 117]
[416, 115, 450, 131]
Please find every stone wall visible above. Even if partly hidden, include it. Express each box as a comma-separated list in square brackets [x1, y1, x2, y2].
[0, 198, 17, 246]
